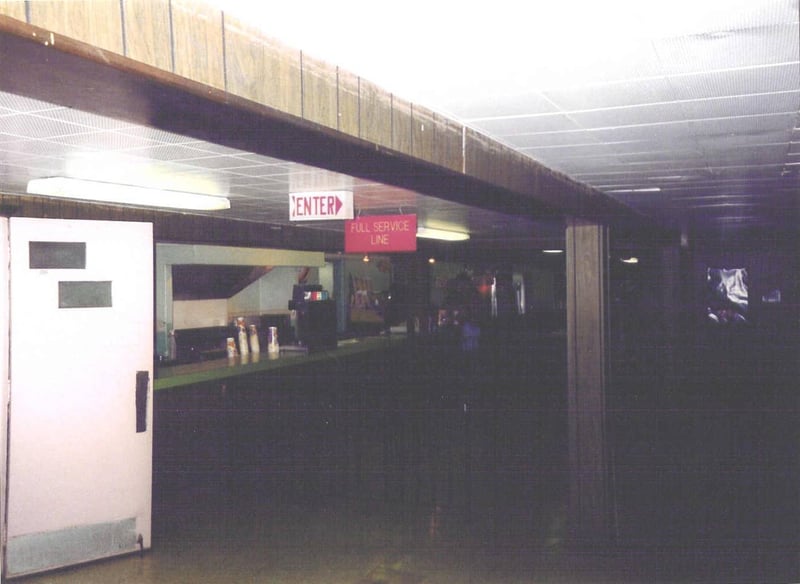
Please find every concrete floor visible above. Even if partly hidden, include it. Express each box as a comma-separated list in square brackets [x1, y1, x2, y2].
[10, 496, 651, 584]
[10, 323, 800, 583]
[12, 488, 797, 584]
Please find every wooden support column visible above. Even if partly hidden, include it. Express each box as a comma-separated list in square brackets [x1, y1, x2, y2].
[566, 217, 611, 547]
[660, 243, 681, 391]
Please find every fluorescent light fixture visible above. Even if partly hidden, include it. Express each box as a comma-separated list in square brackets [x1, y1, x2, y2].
[606, 187, 661, 194]
[27, 177, 231, 211]
[621, 257, 639, 264]
[542, 249, 564, 254]
[416, 227, 470, 241]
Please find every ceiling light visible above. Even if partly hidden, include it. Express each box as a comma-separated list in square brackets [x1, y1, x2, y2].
[621, 257, 639, 264]
[27, 177, 231, 211]
[606, 187, 661, 194]
[416, 227, 469, 241]
[542, 249, 564, 254]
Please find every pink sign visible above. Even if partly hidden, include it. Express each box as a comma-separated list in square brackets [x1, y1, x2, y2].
[345, 214, 417, 253]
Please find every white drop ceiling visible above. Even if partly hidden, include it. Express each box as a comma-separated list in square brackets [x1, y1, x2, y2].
[0, 0, 798, 248]
[224, 0, 799, 237]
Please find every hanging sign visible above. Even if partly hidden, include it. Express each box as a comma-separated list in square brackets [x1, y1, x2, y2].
[345, 214, 417, 253]
[289, 190, 354, 221]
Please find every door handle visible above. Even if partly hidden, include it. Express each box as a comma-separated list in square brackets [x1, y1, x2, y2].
[135, 371, 149, 433]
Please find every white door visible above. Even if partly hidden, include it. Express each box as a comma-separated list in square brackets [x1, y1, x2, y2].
[4, 218, 153, 578]
[0, 218, 8, 580]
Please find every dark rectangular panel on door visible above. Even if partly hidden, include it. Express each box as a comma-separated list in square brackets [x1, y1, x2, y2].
[58, 281, 112, 308]
[29, 242, 86, 269]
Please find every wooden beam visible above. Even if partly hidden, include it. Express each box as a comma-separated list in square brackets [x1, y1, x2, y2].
[0, 12, 650, 230]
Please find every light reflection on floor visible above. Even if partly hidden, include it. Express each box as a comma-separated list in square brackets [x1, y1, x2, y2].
[12, 499, 609, 584]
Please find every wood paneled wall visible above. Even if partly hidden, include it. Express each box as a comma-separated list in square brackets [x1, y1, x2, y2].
[0, 1, 610, 222]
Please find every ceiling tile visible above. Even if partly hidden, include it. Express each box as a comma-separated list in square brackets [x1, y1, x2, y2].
[669, 64, 800, 102]
[471, 112, 583, 139]
[653, 23, 799, 76]
[123, 143, 215, 161]
[172, 154, 260, 170]
[590, 119, 698, 142]
[53, 130, 161, 151]
[542, 77, 679, 112]
[679, 91, 800, 120]
[521, 142, 624, 162]
[38, 106, 138, 132]
[508, 130, 600, 149]
[1, 113, 90, 140]
[688, 112, 796, 137]
[454, 90, 559, 120]
[566, 101, 691, 129]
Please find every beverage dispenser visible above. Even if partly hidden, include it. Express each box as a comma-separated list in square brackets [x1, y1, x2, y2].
[288, 284, 337, 352]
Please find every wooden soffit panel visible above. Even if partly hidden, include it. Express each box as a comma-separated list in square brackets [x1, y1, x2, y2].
[337, 68, 360, 136]
[122, 0, 172, 71]
[170, 0, 224, 90]
[411, 105, 435, 162]
[464, 128, 502, 187]
[302, 53, 339, 130]
[29, 0, 124, 55]
[0, 1, 25, 21]
[433, 112, 462, 174]
[391, 97, 413, 157]
[224, 15, 302, 116]
[359, 78, 393, 149]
